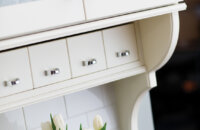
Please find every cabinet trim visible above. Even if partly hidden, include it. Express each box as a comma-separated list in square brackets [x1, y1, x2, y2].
[0, 3, 186, 52]
[0, 62, 145, 113]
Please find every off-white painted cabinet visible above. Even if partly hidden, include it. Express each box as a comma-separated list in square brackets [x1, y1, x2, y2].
[0, 1, 186, 130]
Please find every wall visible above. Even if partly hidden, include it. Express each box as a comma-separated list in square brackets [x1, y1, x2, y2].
[0, 85, 119, 130]
[0, 84, 154, 130]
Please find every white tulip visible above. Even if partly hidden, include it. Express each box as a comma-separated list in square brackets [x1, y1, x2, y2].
[41, 121, 53, 130]
[53, 114, 65, 130]
[93, 115, 104, 130]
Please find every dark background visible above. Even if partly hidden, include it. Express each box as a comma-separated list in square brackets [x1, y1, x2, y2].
[150, 0, 200, 130]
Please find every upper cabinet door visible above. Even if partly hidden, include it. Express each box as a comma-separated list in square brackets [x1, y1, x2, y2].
[84, 0, 178, 20]
[0, 0, 85, 40]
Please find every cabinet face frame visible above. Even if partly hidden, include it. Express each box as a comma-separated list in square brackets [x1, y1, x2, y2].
[0, 0, 85, 40]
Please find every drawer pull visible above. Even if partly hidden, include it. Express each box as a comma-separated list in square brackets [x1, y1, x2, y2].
[45, 68, 60, 76]
[82, 59, 97, 66]
[117, 50, 130, 57]
[5, 78, 20, 87]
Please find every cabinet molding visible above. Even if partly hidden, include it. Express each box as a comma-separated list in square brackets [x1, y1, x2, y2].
[0, 3, 186, 51]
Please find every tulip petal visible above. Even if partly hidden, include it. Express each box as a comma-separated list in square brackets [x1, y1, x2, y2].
[53, 114, 65, 130]
[93, 115, 104, 130]
[41, 121, 53, 130]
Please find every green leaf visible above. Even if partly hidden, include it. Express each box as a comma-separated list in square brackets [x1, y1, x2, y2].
[101, 123, 107, 130]
[50, 114, 56, 130]
[80, 124, 82, 130]
[66, 124, 68, 130]
[59, 128, 61, 130]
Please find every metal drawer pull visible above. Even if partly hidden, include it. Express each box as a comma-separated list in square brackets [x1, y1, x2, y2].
[82, 59, 97, 66]
[116, 50, 130, 57]
[45, 68, 60, 76]
[5, 78, 20, 87]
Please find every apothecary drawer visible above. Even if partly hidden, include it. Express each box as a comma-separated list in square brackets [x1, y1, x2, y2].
[67, 31, 107, 77]
[0, 23, 141, 97]
[103, 24, 138, 68]
[28, 39, 71, 88]
[0, 48, 33, 97]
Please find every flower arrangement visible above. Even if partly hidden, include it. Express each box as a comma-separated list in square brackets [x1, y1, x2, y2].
[41, 114, 107, 130]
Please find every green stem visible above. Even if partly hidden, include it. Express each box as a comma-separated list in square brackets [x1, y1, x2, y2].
[50, 114, 56, 130]
[80, 124, 82, 130]
[101, 123, 107, 130]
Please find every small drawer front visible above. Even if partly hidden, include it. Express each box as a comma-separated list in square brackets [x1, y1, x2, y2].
[0, 48, 33, 97]
[67, 32, 106, 77]
[103, 24, 138, 68]
[28, 40, 71, 88]
[84, 0, 177, 20]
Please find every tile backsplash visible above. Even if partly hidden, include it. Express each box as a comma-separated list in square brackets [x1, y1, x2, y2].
[0, 85, 119, 130]
[0, 109, 26, 130]
[23, 97, 67, 130]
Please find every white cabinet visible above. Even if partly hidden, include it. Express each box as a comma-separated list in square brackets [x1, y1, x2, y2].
[67, 32, 107, 77]
[0, 9, 186, 130]
[0, 0, 188, 129]
[0, 48, 33, 97]
[84, 0, 178, 20]
[28, 40, 71, 88]
[103, 24, 138, 68]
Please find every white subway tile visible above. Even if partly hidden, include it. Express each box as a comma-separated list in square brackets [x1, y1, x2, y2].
[65, 87, 104, 117]
[0, 86, 119, 130]
[0, 109, 26, 130]
[87, 105, 119, 130]
[67, 114, 89, 130]
[111, 128, 119, 130]
[23, 97, 67, 130]
[32, 128, 42, 130]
